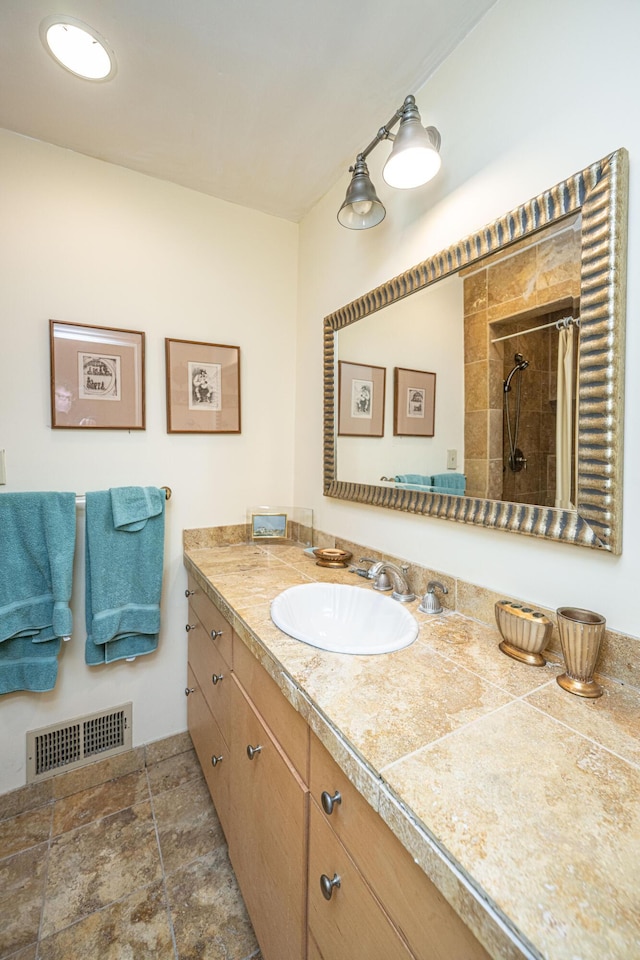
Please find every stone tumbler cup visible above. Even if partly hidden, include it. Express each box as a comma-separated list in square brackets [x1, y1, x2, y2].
[556, 607, 606, 698]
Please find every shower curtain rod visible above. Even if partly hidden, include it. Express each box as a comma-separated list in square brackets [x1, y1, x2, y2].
[75, 486, 172, 507]
[491, 316, 579, 344]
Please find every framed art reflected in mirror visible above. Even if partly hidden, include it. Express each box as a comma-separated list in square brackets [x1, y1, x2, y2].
[338, 360, 385, 437]
[394, 367, 436, 437]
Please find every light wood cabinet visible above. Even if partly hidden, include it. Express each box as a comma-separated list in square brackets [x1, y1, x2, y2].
[229, 678, 308, 960]
[187, 575, 233, 667]
[186, 664, 231, 837]
[186, 574, 489, 960]
[308, 800, 414, 959]
[187, 578, 309, 960]
[309, 733, 490, 960]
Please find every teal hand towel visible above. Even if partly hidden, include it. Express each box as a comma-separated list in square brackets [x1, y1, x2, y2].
[394, 474, 433, 485]
[431, 473, 466, 491]
[0, 492, 76, 644]
[396, 483, 435, 491]
[111, 486, 164, 531]
[0, 634, 62, 694]
[85, 488, 165, 665]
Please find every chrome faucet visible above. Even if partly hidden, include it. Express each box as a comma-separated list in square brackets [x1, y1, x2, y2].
[418, 580, 449, 614]
[368, 561, 415, 603]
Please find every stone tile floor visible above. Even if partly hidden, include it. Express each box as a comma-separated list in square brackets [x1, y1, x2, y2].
[0, 733, 261, 960]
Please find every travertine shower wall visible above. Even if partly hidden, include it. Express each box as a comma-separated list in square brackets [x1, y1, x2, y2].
[462, 221, 581, 500]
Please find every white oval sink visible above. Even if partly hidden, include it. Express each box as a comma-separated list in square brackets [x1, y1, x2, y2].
[270, 583, 418, 655]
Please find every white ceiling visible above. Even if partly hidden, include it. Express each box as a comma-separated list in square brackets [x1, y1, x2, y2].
[0, 0, 497, 222]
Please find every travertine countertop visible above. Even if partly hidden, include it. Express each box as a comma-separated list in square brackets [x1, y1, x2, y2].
[184, 542, 640, 960]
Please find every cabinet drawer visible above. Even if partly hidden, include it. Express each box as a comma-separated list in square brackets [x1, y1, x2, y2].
[309, 733, 489, 960]
[308, 801, 413, 960]
[186, 665, 231, 840]
[233, 634, 309, 781]
[188, 605, 232, 747]
[230, 678, 308, 960]
[186, 574, 233, 667]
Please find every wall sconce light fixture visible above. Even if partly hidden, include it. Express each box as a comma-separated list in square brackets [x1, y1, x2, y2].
[337, 95, 441, 229]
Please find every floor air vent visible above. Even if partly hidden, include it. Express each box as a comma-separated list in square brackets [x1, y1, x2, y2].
[26, 703, 133, 783]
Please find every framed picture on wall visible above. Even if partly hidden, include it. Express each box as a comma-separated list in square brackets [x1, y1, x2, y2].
[337, 360, 385, 437]
[165, 338, 241, 433]
[50, 319, 145, 429]
[394, 367, 436, 436]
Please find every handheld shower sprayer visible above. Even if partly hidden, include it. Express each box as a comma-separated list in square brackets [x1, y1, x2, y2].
[504, 353, 530, 393]
[504, 353, 529, 473]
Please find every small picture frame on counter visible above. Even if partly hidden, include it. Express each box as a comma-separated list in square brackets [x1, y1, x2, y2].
[246, 505, 313, 546]
[251, 512, 288, 540]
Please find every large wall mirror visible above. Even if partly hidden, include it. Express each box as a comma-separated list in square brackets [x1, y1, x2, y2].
[324, 148, 628, 553]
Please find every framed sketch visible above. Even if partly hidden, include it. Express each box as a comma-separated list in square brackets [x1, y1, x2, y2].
[165, 339, 241, 433]
[338, 361, 385, 437]
[394, 367, 436, 437]
[50, 319, 145, 429]
[251, 512, 287, 540]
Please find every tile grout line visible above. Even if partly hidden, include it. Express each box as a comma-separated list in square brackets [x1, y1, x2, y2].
[520, 697, 640, 772]
[379, 697, 520, 774]
[144, 763, 180, 960]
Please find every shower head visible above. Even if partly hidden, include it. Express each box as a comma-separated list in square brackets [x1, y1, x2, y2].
[504, 354, 529, 392]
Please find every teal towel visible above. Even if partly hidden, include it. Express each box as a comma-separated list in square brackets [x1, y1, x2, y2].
[0, 492, 75, 643]
[85, 488, 165, 665]
[431, 473, 466, 492]
[111, 486, 164, 532]
[394, 474, 433, 485]
[0, 635, 62, 694]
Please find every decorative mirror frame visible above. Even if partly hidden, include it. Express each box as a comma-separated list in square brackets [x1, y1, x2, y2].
[323, 148, 628, 553]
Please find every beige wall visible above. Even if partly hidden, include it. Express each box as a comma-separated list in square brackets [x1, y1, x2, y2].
[0, 129, 298, 792]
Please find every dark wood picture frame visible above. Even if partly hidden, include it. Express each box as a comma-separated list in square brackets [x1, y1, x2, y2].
[50, 319, 145, 430]
[165, 338, 241, 434]
[394, 367, 436, 437]
[338, 360, 386, 437]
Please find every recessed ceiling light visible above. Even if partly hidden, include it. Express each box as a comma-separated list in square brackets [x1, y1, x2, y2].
[40, 15, 116, 81]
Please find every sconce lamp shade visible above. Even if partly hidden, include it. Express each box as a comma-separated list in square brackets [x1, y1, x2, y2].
[382, 117, 441, 189]
[337, 158, 386, 229]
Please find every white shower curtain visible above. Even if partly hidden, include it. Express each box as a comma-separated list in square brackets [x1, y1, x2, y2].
[555, 325, 575, 509]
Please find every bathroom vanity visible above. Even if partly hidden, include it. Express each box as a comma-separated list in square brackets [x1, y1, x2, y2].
[184, 539, 640, 960]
